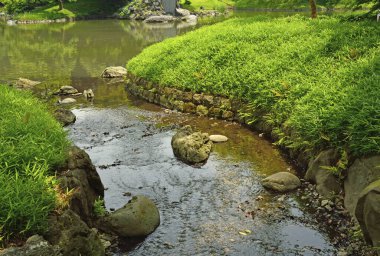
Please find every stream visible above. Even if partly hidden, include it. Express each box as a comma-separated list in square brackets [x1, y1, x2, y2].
[1, 14, 337, 255]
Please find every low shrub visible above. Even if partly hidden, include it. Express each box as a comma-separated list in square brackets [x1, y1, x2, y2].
[127, 16, 380, 157]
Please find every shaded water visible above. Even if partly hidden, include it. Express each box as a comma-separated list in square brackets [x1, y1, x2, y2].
[1, 14, 336, 255]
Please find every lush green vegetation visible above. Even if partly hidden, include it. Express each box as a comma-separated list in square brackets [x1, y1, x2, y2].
[179, 0, 235, 11]
[3, 0, 123, 20]
[0, 85, 69, 244]
[127, 16, 380, 157]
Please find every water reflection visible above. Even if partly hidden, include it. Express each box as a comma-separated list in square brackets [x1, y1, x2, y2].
[0, 19, 200, 88]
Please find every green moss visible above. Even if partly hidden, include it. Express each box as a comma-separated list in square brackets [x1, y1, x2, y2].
[127, 16, 380, 157]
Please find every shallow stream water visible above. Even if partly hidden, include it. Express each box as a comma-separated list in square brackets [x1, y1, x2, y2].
[1, 14, 337, 255]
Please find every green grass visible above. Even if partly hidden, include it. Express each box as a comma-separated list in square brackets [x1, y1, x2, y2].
[14, 0, 121, 21]
[0, 85, 69, 244]
[234, 0, 309, 9]
[180, 0, 235, 11]
[127, 16, 380, 157]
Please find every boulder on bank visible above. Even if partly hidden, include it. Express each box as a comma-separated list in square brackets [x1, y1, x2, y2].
[262, 172, 301, 192]
[54, 86, 79, 95]
[102, 195, 160, 237]
[58, 146, 104, 224]
[209, 134, 228, 143]
[344, 155, 380, 215]
[0, 235, 58, 256]
[171, 125, 213, 164]
[101, 66, 127, 78]
[355, 179, 380, 249]
[54, 108, 76, 127]
[304, 149, 341, 197]
[176, 8, 191, 17]
[15, 78, 41, 89]
[144, 15, 175, 23]
[45, 210, 105, 256]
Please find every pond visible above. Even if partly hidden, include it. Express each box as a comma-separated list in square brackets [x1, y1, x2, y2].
[0, 13, 337, 255]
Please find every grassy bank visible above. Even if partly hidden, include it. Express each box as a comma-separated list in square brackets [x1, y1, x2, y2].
[180, 0, 235, 11]
[14, 0, 122, 21]
[127, 16, 380, 158]
[0, 85, 69, 244]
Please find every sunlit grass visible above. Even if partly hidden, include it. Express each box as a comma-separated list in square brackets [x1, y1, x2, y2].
[127, 16, 380, 157]
[0, 85, 69, 244]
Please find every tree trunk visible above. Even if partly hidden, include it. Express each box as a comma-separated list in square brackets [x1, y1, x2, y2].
[58, 0, 64, 10]
[309, 0, 317, 19]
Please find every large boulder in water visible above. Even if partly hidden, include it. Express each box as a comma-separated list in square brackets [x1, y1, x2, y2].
[262, 172, 301, 192]
[355, 179, 380, 249]
[101, 66, 127, 78]
[171, 125, 213, 164]
[102, 195, 160, 237]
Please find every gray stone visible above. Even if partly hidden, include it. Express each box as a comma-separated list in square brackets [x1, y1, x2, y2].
[176, 8, 191, 16]
[58, 146, 104, 223]
[54, 108, 76, 127]
[144, 15, 175, 23]
[45, 210, 104, 256]
[196, 105, 208, 116]
[15, 78, 41, 89]
[185, 14, 197, 23]
[209, 135, 228, 143]
[262, 172, 301, 192]
[344, 155, 380, 215]
[83, 89, 94, 99]
[103, 195, 160, 237]
[305, 150, 341, 197]
[59, 98, 76, 104]
[54, 86, 79, 95]
[171, 125, 212, 164]
[0, 235, 59, 256]
[355, 179, 380, 248]
[101, 66, 127, 78]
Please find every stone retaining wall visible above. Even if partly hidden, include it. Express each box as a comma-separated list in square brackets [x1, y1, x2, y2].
[126, 74, 244, 122]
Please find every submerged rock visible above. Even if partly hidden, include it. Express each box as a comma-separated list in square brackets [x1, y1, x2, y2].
[171, 125, 213, 164]
[262, 172, 301, 192]
[103, 195, 160, 237]
[305, 149, 341, 197]
[355, 179, 380, 249]
[101, 66, 127, 78]
[54, 108, 76, 126]
[209, 134, 228, 143]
